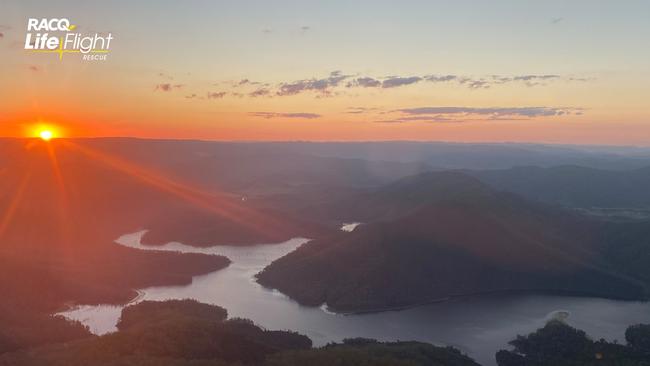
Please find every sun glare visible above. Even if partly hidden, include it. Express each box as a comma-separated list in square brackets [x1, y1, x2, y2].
[39, 130, 54, 141]
[29, 123, 61, 141]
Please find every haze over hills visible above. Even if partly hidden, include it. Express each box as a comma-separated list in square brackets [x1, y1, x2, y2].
[76, 139, 432, 195]
[258, 171, 649, 312]
[253, 141, 650, 170]
[468, 165, 650, 209]
[2, 138, 650, 364]
[0, 138, 436, 331]
[65, 139, 650, 176]
[3, 138, 650, 315]
[0, 139, 244, 351]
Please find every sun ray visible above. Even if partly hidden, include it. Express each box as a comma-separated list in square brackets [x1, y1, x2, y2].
[45, 141, 67, 197]
[44, 141, 75, 252]
[0, 171, 32, 240]
[61, 141, 292, 238]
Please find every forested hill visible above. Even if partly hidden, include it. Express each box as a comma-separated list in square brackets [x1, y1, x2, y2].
[258, 172, 648, 312]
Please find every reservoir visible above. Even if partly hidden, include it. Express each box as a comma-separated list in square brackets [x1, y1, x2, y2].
[60, 230, 650, 365]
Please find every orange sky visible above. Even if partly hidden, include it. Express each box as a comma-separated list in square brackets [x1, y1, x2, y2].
[1, 1, 649, 145]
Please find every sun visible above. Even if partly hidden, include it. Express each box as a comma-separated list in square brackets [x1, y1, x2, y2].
[29, 123, 62, 141]
[39, 130, 54, 141]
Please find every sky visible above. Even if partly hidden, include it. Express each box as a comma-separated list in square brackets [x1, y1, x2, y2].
[1, 0, 649, 144]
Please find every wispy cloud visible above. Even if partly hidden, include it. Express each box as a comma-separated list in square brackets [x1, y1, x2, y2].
[381, 76, 423, 88]
[398, 106, 581, 117]
[346, 106, 382, 114]
[377, 115, 458, 123]
[551, 17, 564, 24]
[485, 74, 562, 88]
[239, 71, 590, 97]
[374, 106, 583, 123]
[250, 112, 321, 119]
[249, 88, 271, 97]
[207, 91, 227, 99]
[424, 75, 457, 82]
[277, 71, 349, 96]
[163, 71, 591, 101]
[346, 77, 381, 88]
[155, 83, 184, 92]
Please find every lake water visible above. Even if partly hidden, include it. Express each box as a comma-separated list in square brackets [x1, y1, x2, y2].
[59, 230, 650, 365]
[340, 222, 361, 232]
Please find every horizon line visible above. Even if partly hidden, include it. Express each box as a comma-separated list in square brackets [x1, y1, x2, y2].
[3, 136, 650, 149]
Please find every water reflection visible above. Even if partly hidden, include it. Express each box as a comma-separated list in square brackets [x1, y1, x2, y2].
[340, 222, 361, 232]
[59, 231, 650, 365]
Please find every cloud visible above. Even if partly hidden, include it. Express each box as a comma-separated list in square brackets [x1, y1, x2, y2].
[397, 106, 580, 118]
[272, 72, 580, 95]
[277, 71, 350, 96]
[27, 65, 40, 72]
[551, 17, 564, 24]
[0, 33, 3, 39]
[381, 76, 422, 88]
[155, 83, 184, 92]
[262, 28, 273, 34]
[424, 74, 568, 89]
[487, 74, 562, 87]
[227, 79, 264, 88]
[185, 93, 198, 99]
[155, 84, 171, 91]
[512, 74, 559, 81]
[371, 106, 583, 123]
[376, 115, 459, 124]
[207, 91, 227, 99]
[345, 74, 565, 90]
[250, 112, 321, 119]
[249, 88, 271, 97]
[346, 106, 381, 114]
[212, 72, 592, 98]
[347, 77, 381, 88]
[567, 76, 593, 82]
[300, 26, 311, 33]
[424, 75, 457, 82]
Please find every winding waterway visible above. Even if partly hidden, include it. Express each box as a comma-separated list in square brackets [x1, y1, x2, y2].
[59, 229, 650, 365]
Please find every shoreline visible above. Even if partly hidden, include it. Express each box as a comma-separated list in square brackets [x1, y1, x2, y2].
[298, 288, 650, 316]
[55, 232, 309, 319]
[54, 289, 146, 316]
